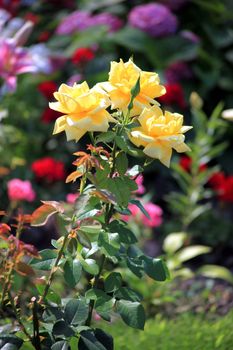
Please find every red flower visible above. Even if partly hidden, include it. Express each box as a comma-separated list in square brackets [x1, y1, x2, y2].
[158, 83, 186, 109]
[209, 172, 233, 203]
[31, 157, 66, 182]
[71, 48, 95, 65]
[38, 31, 51, 42]
[0, 0, 20, 15]
[41, 107, 60, 123]
[179, 156, 207, 172]
[24, 13, 40, 24]
[208, 172, 225, 188]
[38, 81, 57, 100]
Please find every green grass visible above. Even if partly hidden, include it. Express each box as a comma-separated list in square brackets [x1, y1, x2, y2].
[101, 312, 233, 350]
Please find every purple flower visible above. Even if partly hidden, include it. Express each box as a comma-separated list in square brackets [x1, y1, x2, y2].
[165, 61, 192, 83]
[86, 12, 123, 32]
[56, 10, 123, 36]
[128, 3, 178, 38]
[159, 0, 188, 11]
[56, 10, 91, 35]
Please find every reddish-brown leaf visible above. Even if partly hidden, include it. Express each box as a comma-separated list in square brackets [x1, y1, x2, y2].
[31, 203, 62, 226]
[66, 170, 83, 183]
[15, 261, 35, 276]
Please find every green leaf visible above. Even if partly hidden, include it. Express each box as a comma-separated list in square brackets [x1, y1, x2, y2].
[106, 177, 131, 207]
[81, 259, 99, 275]
[115, 135, 128, 152]
[78, 209, 100, 221]
[63, 258, 82, 288]
[30, 249, 57, 271]
[143, 257, 170, 281]
[1, 344, 18, 350]
[94, 329, 113, 350]
[197, 265, 233, 284]
[104, 272, 122, 292]
[127, 165, 143, 177]
[79, 330, 110, 350]
[98, 231, 120, 257]
[129, 199, 150, 219]
[51, 341, 70, 350]
[77, 231, 92, 249]
[43, 307, 64, 323]
[64, 298, 89, 325]
[96, 131, 115, 144]
[126, 257, 144, 278]
[115, 287, 142, 302]
[115, 152, 128, 176]
[116, 300, 145, 330]
[109, 220, 137, 244]
[52, 320, 74, 337]
[0, 336, 23, 348]
[163, 232, 187, 254]
[128, 76, 140, 112]
[175, 246, 211, 263]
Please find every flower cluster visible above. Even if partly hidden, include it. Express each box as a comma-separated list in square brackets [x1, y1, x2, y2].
[56, 10, 123, 36]
[50, 59, 192, 167]
[31, 157, 65, 182]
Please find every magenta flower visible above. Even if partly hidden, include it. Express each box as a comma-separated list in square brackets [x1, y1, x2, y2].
[135, 175, 146, 195]
[0, 39, 38, 92]
[66, 193, 79, 204]
[128, 3, 178, 38]
[7, 179, 36, 202]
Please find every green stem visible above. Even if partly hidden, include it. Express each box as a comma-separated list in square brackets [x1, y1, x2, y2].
[86, 135, 118, 326]
[1, 259, 14, 308]
[40, 233, 69, 304]
[85, 255, 106, 327]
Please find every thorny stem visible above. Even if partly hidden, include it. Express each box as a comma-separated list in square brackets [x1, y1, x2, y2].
[39, 232, 69, 304]
[31, 297, 42, 350]
[8, 292, 35, 348]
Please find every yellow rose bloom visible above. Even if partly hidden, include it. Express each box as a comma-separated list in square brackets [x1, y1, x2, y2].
[99, 59, 166, 116]
[130, 106, 192, 167]
[49, 82, 116, 142]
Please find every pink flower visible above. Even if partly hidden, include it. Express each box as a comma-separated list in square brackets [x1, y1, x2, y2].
[122, 202, 163, 228]
[66, 193, 79, 204]
[135, 175, 145, 195]
[7, 179, 36, 202]
[143, 203, 163, 227]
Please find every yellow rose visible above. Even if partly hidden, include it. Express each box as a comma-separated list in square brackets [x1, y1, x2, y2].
[130, 106, 192, 167]
[49, 82, 116, 142]
[99, 59, 166, 116]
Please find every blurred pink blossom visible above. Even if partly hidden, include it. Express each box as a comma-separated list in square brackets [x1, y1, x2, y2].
[135, 174, 145, 195]
[122, 202, 163, 228]
[7, 179, 36, 202]
[0, 39, 38, 92]
[66, 193, 79, 204]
